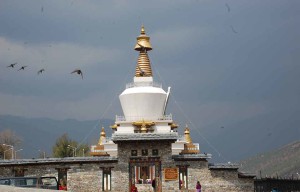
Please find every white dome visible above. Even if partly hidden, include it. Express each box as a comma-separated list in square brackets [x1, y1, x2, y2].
[119, 86, 167, 121]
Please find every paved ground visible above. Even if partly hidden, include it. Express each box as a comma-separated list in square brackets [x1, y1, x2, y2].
[0, 185, 58, 191]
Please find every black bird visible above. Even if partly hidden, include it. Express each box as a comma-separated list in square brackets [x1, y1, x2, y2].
[221, 126, 224, 129]
[230, 25, 238, 34]
[137, 43, 147, 53]
[225, 3, 230, 12]
[18, 66, 27, 71]
[137, 65, 146, 76]
[7, 63, 17, 68]
[37, 69, 45, 74]
[71, 69, 83, 79]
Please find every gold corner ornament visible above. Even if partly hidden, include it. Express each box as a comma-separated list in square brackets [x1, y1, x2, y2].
[101, 127, 106, 137]
[110, 124, 118, 129]
[169, 123, 178, 129]
[98, 126, 106, 145]
[180, 125, 200, 154]
[184, 127, 192, 144]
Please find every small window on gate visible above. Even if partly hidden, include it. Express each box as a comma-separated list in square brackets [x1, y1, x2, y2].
[152, 149, 158, 156]
[142, 149, 148, 156]
[131, 150, 137, 156]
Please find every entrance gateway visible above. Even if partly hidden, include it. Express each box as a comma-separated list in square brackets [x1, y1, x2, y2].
[129, 157, 161, 191]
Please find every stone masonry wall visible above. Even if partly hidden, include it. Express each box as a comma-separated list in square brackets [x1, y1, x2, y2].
[111, 163, 129, 192]
[0, 165, 58, 178]
[188, 161, 254, 192]
[0, 162, 120, 192]
[67, 164, 101, 192]
[0, 157, 254, 192]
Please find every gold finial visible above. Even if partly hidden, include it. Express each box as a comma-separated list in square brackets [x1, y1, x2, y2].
[141, 25, 145, 35]
[180, 125, 200, 155]
[101, 127, 106, 136]
[134, 25, 153, 77]
[98, 127, 106, 145]
[134, 25, 152, 50]
[184, 126, 192, 144]
[91, 126, 110, 157]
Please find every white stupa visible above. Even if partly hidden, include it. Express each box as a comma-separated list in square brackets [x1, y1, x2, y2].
[91, 26, 199, 157]
[112, 26, 177, 135]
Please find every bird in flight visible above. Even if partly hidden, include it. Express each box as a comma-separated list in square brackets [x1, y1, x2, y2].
[137, 65, 146, 76]
[71, 69, 83, 79]
[137, 43, 147, 53]
[225, 3, 230, 12]
[37, 69, 45, 74]
[18, 66, 27, 71]
[7, 63, 17, 68]
[230, 25, 238, 34]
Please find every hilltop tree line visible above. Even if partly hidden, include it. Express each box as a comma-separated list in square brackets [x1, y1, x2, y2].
[52, 133, 89, 158]
[0, 130, 89, 159]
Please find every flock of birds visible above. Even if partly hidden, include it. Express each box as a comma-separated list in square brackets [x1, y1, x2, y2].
[225, 3, 238, 34]
[6, 62, 83, 79]
[5, 3, 235, 81]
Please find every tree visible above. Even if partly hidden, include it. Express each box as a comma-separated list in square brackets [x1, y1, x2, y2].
[0, 129, 22, 160]
[52, 133, 89, 158]
[77, 144, 90, 157]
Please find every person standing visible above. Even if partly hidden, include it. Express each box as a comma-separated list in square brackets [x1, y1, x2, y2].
[196, 181, 201, 192]
[59, 179, 67, 191]
[131, 184, 138, 192]
[151, 178, 156, 191]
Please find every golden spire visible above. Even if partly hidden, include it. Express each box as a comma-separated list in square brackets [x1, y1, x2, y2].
[180, 125, 200, 155]
[134, 25, 153, 77]
[140, 25, 146, 35]
[184, 125, 192, 144]
[98, 127, 106, 145]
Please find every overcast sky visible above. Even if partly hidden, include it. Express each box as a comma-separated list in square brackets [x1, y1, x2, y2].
[1, 0, 299, 158]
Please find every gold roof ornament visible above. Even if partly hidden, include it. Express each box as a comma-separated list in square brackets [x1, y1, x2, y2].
[140, 122, 147, 133]
[110, 124, 118, 130]
[132, 119, 155, 133]
[132, 120, 155, 127]
[180, 125, 200, 155]
[169, 123, 178, 129]
[134, 25, 153, 77]
[90, 127, 110, 157]
[98, 127, 106, 145]
[184, 125, 192, 144]
[134, 25, 152, 51]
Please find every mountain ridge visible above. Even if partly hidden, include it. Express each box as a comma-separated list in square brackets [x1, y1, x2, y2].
[0, 114, 114, 158]
[240, 140, 300, 177]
